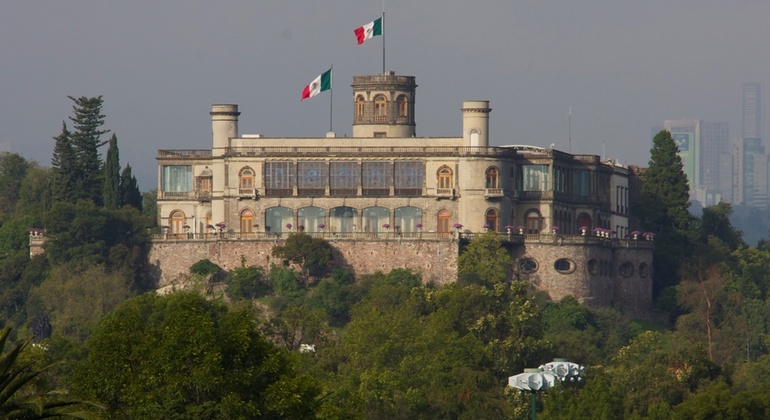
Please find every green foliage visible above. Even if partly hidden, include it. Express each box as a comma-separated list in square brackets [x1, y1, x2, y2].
[101, 134, 120, 209]
[700, 201, 745, 251]
[268, 264, 304, 299]
[141, 189, 158, 225]
[0, 152, 28, 222]
[50, 122, 78, 204]
[119, 164, 142, 210]
[189, 259, 222, 277]
[225, 265, 268, 300]
[67, 95, 109, 205]
[456, 231, 510, 287]
[272, 233, 334, 284]
[73, 292, 320, 418]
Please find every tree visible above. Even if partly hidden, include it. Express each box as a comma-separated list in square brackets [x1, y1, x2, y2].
[68, 96, 109, 204]
[50, 122, 78, 204]
[0, 152, 28, 221]
[119, 164, 142, 210]
[635, 130, 696, 296]
[700, 201, 745, 251]
[225, 265, 268, 300]
[102, 134, 120, 209]
[73, 292, 320, 418]
[456, 230, 511, 287]
[272, 233, 334, 286]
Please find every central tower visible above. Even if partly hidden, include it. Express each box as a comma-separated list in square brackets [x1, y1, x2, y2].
[352, 72, 416, 138]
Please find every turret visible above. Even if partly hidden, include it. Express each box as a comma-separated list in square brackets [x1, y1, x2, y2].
[211, 104, 240, 157]
[462, 100, 491, 147]
[352, 72, 416, 138]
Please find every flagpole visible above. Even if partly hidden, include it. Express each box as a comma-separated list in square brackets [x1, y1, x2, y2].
[381, 4, 386, 74]
[330, 65, 334, 133]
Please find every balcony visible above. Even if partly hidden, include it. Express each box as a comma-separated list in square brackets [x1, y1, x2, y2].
[160, 191, 195, 200]
[197, 192, 211, 202]
[436, 188, 455, 199]
[238, 188, 256, 199]
[484, 188, 504, 198]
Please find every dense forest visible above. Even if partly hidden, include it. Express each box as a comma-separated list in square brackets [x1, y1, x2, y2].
[2, 100, 770, 418]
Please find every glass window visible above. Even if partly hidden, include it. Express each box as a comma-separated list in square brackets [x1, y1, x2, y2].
[577, 213, 592, 231]
[265, 206, 293, 233]
[362, 161, 391, 196]
[397, 95, 408, 117]
[330, 206, 357, 233]
[363, 206, 389, 233]
[240, 209, 255, 233]
[485, 209, 499, 231]
[395, 206, 422, 233]
[330, 161, 359, 195]
[297, 161, 327, 195]
[170, 210, 186, 235]
[437, 209, 451, 238]
[437, 166, 453, 190]
[162, 166, 192, 192]
[297, 206, 326, 233]
[394, 161, 424, 196]
[485, 167, 499, 189]
[554, 259, 576, 274]
[356, 95, 365, 118]
[239, 167, 254, 189]
[519, 258, 538, 274]
[521, 165, 549, 191]
[619, 262, 634, 278]
[574, 170, 590, 196]
[374, 95, 387, 118]
[265, 162, 295, 196]
[525, 210, 541, 234]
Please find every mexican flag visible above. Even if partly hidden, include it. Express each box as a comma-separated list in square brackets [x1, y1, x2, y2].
[301, 68, 332, 101]
[354, 17, 382, 45]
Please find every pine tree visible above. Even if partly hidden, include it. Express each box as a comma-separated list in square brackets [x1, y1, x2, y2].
[102, 134, 120, 209]
[120, 164, 143, 210]
[68, 95, 109, 204]
[50, 122, 78, 203]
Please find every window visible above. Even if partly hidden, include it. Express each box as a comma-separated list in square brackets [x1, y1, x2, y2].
[485, 167, 499, 189]
[437, 209, 451, 238]
[298, 206, 325, 233]
[437, 166, 453, 192]
[240, 209, 254, 233]
[394, 161, 424, 196]
[519, 258, 538, 274]
[362, 161, 391, 196]
[395, 206, 422, 234]
[363, 206, 389, 234]
[397, 95, 408, 117]
[521, 165, 549, 191]
[587, 259, 598, 275]
[205, 212, 212, 233]
[162, 166, 192, 192]
[170, 210, 186, 235]
[574, 170, 590, 196]
[470, 129, 480, 146]
[554, 258, 576, 274]
[356, 95, 365, 118]
[330, 161, 359, 196]
[619, 262, 634, 278]
[264, 162, 295, 197]
[554, 167, 566, 193]
[297, 161, 327, 196]
[576, 213, 592, 231]
[485, 209, 499, 231]
[374, 95, 387, 119]
[525, 210, 541, 234]
[265, 206, 292, 233]
[638, 263, 648, 278]
[330, 206, 357, 233]
[239, 167, 254, 189]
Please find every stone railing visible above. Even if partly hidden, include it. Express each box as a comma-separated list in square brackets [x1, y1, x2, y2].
[224, 146, 518, 158]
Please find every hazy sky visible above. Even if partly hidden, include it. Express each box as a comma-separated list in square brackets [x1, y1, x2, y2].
[2, 1, 769, 191]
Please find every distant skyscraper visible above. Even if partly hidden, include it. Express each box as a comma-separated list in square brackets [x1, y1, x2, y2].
[742, 83, 761, 140]
[664, 119, 700, 195]
[700, 122, 729, 191]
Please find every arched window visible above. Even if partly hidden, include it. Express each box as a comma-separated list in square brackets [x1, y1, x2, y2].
[170, 210, 186, 235]
[525, 210, 541, 234]
[485, 167, 499, 189]
[265, 206, 293, 233]
[239, 167, 254, 189]
[485, 209, 499, 232]
[331, 206, 358, 233]
[363, 206, 389, 235]
[437, 166, 453, 191]
[298, 206, 326, 233]
[205, 212, 212, 231]
[240, 209, 255, 234]
[437, 209, 451, 238]
[397, 94, 408, 117]
[395, 206, 422, 234]
[356, 95, 365, 118]
[470, 129, 480, 146]
[374, 95, 387, 120]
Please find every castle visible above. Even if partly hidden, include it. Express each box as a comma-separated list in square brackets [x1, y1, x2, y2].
[149, 72, 653, 317]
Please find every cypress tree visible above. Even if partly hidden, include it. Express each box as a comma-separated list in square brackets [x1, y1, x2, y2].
[120, 164, 143, 210]
[68, 95, 109, 204]
[50, 122, 78, 203]
[102, 134, 120, 209]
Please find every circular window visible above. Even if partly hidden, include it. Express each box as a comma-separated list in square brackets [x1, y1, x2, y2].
[519, 258, 538, 274]
[554, 258, 576, 274]
[619, 262, 634, 278]
[587, 259, 598, 275]
[639, 263, 648, 278]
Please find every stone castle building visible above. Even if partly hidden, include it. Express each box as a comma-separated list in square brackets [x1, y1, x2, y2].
[151, 72, 653, 317]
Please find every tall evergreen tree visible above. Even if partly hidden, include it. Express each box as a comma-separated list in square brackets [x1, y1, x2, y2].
[50, 122, 78, 203]
[119, 164, 142, 210]
[68, 95, 109, 204]
[635, 130, 696, 297]
[102, 134, 120, 209]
